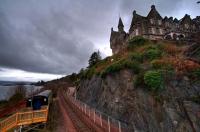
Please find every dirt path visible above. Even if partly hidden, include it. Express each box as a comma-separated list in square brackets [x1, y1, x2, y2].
[57, 90, 105, 132]
[57, 95, 77, 132]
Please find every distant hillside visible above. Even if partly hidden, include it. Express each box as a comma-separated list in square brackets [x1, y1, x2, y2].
[0, 81, 34, 86]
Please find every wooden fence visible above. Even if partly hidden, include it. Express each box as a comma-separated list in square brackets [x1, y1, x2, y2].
[0, 107, 48, 132]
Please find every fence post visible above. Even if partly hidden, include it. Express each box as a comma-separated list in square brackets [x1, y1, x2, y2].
[89, 108, 90, 117]
[100, 114, 102, 127]
[108, 117, 110, 132]
[118, 121, 121, 132]
[94, 109, 96, 123]
[16, 113, 18, 124]
[32, 111, 34, 122]
[75, 91, 77, 100]
[85, 104, 86, 114]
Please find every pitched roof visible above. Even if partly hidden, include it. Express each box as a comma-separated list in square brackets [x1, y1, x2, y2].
[118, 17, 124, 28]
[147, 5, 162, 20]
[173, 18, 179, 23]
[180, 14, 193, 25]
[130, 10, 146, 28]
[163, 16, 168, 22]
[193, 16, 200, 24]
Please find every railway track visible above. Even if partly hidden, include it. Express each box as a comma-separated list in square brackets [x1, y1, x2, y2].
[59, 91, 104, 132]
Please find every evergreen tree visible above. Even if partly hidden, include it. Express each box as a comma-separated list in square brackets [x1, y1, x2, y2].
[88, 51, 101, 67]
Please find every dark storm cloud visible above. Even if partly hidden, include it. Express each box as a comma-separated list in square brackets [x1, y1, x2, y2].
[0, 9, 92, 74]
[0, 0, 117, 74]
[119, 0, 181, 15]
[0, 0, 199, 75]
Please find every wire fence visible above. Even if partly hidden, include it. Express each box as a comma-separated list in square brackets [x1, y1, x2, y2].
[67, 94, 133, 132]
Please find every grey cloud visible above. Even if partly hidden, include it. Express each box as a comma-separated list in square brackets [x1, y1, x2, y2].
[0, 0, 97, 74]
[119, 0, 182, 15]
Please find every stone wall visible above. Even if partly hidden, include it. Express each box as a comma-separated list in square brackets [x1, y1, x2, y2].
[77, 69, 200, 132]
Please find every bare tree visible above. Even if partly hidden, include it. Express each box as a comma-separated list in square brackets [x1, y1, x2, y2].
[8, 85, 26, 103]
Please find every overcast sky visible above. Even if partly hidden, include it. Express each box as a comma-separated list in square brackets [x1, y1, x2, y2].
[0, 0, 199, 82]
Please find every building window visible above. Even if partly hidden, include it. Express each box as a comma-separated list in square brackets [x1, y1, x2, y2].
[184, 24, 189, 29]
[158, 20, 162, 25]
[165, 22, 169, 27]
[159, 29, 163, 35]
[135, 29, 139, 35]
[148, 28, 152, 34]
[152, 28, 156, 34]
[192, 25, 196, 30]
[150, 19, 154, 24]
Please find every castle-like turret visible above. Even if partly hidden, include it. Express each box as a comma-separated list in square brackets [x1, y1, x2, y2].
[118, 17, 124, 32]
[110, 17, 127, 54]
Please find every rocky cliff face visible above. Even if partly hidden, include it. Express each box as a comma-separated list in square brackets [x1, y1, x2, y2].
[77, 69, 200, 132]
[185, 43, 200, 64]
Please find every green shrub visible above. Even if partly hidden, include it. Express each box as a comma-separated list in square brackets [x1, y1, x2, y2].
[100, 60, 125, 78]
[144, 70, 164, 92]
[128, 36, 147, 49]
[96, 57, 109, 66]
[123, 60, 141, 74]
[129, 53, 143, 63]
[79, 68, 86, 79]
[144, 48, 162, 60]
[84, 67, 96, 79]
[101, 59, 141, 78]
[134, 72, 145, 88]
[193, 68, 200, 79]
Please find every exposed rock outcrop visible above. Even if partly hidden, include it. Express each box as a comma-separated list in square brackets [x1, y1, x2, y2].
[77, 69, 200, 132]
[185, 43, 200, 64]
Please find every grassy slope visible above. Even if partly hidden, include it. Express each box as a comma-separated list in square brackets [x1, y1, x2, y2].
[80, 37, 200, 91]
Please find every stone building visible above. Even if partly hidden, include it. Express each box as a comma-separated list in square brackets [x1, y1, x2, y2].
[110, 5, 200, 54]
[110, 17, 128, 54]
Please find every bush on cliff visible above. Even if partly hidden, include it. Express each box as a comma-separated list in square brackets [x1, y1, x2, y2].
[128, 36, 147, 49]
[144, 48, 162, 61]
[78, 67, 96, 79]
[84, 67, 96, 79]
[144, 70, 164, 92]
[101, 59, 141, 78]
[134, 72, 145, 88]
[129, 52, 144, 63]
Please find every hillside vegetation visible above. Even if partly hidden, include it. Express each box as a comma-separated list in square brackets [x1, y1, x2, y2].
[78, 37, 200, 92]
[75, 37, 200, 131]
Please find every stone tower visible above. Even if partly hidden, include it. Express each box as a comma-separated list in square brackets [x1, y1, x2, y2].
[118, 17, 124, 32]
[110, 17, 127, 54]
